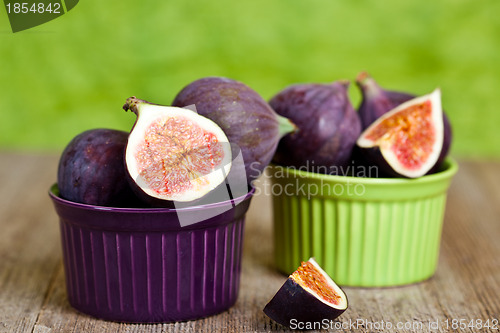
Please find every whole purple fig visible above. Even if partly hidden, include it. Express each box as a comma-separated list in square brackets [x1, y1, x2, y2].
[356, 72, 452, 172]
[172, 77, 295, 183]
[269, 81, 361, 175]
[57, 129, 140, 207]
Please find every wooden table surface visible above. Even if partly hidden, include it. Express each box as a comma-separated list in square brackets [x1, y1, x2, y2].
[1, 153, 499, 333]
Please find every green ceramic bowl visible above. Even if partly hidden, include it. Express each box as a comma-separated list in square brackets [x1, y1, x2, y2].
[270, 158, 458, 287]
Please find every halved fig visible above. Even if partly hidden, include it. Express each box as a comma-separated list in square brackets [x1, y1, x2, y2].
[357, 89, 444, 178]
[123, 97, 232, 204]
[263, 258, 348, 328]
[356, 72, 452, 173]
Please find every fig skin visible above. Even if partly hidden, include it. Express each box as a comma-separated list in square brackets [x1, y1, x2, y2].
[356, 72, 452, 173]
[263, 259, 348, 328]
[264, 278, 347, 328]
[356, 72, 416, 129]
[356, 146, 410, 178]
[57, 129, 140, 207]
[269, 81, 361, 175]
[172, 77, 295, 183]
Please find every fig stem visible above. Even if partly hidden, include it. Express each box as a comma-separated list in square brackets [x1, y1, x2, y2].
[356, 71, 370, 85]
[277, 114, 297, 138]
[356, 72, 382, 99]
[337, 79, 351, 89]
[123, 96, 142, 116]
[123, 97, 159, 116]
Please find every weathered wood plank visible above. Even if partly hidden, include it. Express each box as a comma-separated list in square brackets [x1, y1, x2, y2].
[0, 153, 61, 333]
[1, 155, 499, 332]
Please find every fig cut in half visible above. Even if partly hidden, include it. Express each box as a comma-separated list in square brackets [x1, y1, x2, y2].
[357, 89, 444, 178]
[123, 97, 232, 204]
[263, 258, 348, 328]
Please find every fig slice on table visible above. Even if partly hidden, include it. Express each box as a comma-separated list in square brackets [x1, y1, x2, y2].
[263, 258, 348, 328]
[357, 89, 444, 178]
[123, 97, 232, 205]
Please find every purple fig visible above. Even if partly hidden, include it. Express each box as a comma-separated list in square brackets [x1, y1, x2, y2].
[356, 72, 452, 172]
[269, 81, 361, 175]
[172, 77, 296, 183]
[57, 129, 140, 207]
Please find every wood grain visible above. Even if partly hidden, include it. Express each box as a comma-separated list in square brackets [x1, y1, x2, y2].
[0, 154, 499, 333]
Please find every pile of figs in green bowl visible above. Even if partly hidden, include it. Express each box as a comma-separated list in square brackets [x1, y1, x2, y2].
[267, 72, 456, 288]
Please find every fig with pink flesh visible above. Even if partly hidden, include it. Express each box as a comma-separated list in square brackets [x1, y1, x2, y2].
[57, 129, 139, 207]
[123, 97, 232, 206]
[357, 89, 444, 178]
[269, 81, 361, 174]
[263, 258, 348, 328]
[356, 72, 452, 172]
[172, 77, 295, 183]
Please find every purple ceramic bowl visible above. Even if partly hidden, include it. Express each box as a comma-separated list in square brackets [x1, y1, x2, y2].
[49, 184, 254, 323]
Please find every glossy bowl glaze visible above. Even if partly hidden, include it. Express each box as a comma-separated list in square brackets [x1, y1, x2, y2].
[270, 158, 458, 286]
[49, 185, 254, 323]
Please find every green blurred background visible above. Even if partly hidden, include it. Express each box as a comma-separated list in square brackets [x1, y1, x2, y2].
[1, 0, 499, 157]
